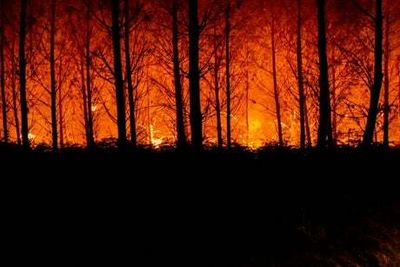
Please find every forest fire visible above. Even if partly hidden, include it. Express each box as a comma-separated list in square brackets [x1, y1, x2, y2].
[0, 0, 399, 149]
[2, 1, 400, 266]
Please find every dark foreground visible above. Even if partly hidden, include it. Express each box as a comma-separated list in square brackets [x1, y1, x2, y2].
[1, 143, 400, 266]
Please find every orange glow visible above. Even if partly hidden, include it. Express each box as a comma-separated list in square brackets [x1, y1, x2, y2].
[1, 0, 400, 148]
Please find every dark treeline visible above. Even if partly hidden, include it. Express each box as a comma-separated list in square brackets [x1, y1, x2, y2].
[0, 0, 400, 150]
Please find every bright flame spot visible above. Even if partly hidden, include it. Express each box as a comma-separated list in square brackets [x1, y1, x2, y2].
[152, 138, 163, 148]
[150, 124, 163, 148]
[28, 133, 36, 140]
[91, 105, 98, 112]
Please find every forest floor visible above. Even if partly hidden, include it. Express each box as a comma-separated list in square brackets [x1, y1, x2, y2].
[1, 142, 400, 266]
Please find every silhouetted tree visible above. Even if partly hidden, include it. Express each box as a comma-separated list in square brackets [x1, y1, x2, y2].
[19, 0, 29, 148]
[398, 58, 400, 143]
[111, 0, 128, 148]
[124, 0, 138, 148]
[50, 0, 58, 151]
[85, 0, 95, 148]
[213, 26, 223, 149]
[362, 0, 383, 146]
[79, 54, 90, 146]
[171, 0, 187, 149]
[72, 0, 96, 148]
[0, 6, 8, 142]
[383, 11, 390, 147]
[58, 62, 64, 148]
[330, 52, 338, 145]
[270, 11, 283, 146]
[225, 0, 232, 149]
[188, 0, 203, 149]
[10, 42, 21, 145]
[316, 0, 334, 149]
[296, 0, 306, 150]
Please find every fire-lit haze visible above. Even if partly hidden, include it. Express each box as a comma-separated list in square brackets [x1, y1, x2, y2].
[1, 0, 400, 148]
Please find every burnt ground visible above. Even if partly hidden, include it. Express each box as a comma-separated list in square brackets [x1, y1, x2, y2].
[1, 143, 400, 266]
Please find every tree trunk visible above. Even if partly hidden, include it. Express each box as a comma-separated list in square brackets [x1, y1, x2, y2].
[383, 12, 390, 148]
[172, 0, 187, 149]
[0, 14, 8, 142]
[11, 43, 21, 145]
[58, 73, 64, 148]
[271, 17, 283, 146]
[225, 1, 232, 149]
[316, 0, 334, 149]
[296, 0, 305, 150]
[111, 0, 127, 148]
[398, 65, 400, 142]
[50, 0, 58, 151]
[80, 58, 90, 147]
[213, 29, 223, 149]
[124, 0, 137, 148]
[331, 59, 337, 144]
[19, 0, 29, 148]
[188, 0, 202, 149]
[304, 99, 312, 147]
[245, 69, 249, 146]
[146, 73, 151, 144]
[85, 2, 95, 148]
[362, 0, 383, 147]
